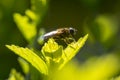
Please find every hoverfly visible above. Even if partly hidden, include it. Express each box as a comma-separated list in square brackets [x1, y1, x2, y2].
[42, 27, 77, 44]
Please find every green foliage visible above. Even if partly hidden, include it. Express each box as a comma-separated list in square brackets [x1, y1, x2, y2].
[41, 38, 63, 64]
[6, 45, 48, 75]
[54, 54, 120, 80]
[8, 69, 24, 80]
[14, 12, 37, 42]
[13, 0, 48, 42]
[114, 76, 120, 80]
[95, 15, 118, 43]
[18, 58, 29, 75]
[84, 15, 119, 48]
[2, 0, 120, 80]
[6, 34, 88, 79]
[59, 34, 88, 69]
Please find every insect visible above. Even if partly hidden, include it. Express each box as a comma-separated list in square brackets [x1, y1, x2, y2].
[42, 27, 77, 44]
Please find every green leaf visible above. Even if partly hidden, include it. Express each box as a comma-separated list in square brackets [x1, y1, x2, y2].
[114, 76, 120, 80]
[6, 45, 48, 75]
[13, 13, 37, 42]
[41, 39, 63, 64]
[59, 34, 88, 69]
[18, 57, 29, 75]
[54, 54, 120, 80]
[13, 0, 49, 42]
[95, 15, 119, 42]
[8, 69, 24, 80]
[84, 15, 119, 44]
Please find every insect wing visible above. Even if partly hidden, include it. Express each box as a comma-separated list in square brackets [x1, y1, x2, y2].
[43, 30, 58, 40]
[44, 30, 58, 37]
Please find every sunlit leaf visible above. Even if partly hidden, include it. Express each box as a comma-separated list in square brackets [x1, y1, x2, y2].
[54, 54, 120, 80]
[25, 10, 38, 21]
[41, 39, 63, 64]
[13, 0, 49, 43]
[114, 76, 120, 80]
[6, 45, 48, 75]
[14, 13, 37, 42]
[59, 34, 88, 69]
[8, 69, 24, 80]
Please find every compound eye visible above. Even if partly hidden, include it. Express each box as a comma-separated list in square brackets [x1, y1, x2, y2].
[69, 28, 76, 35]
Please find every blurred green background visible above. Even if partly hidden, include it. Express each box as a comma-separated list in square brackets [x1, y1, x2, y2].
[0, 0, 120, 80]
